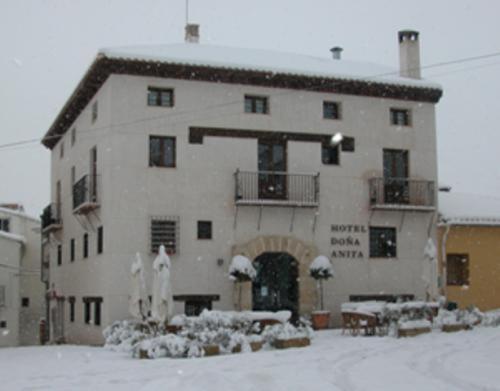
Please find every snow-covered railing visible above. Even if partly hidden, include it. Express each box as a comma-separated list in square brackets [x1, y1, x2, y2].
[369, 177, 435, 210]
[41, 202, 62, 232]
[234, 170, 319, 207]
[73, 174, 101, 214]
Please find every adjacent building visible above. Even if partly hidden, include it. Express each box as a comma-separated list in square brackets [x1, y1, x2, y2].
[41, 26, 442, 344]
[438, 191, 500, 311]
[0, 204, 44, 347]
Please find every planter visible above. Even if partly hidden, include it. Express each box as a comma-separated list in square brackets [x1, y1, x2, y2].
[311, 311, 330, 330]
[165, 325, 182, 334]
[274, 337, 310, 349]
[232, 340, 263, 353]
[139, 349, 150, 359]
[442, 324, 471, 333]
[203, 344, 220, 356]
[398, 327, 431, 338]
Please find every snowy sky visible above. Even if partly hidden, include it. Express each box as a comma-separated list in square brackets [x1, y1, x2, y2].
[1, 0, 499, 215]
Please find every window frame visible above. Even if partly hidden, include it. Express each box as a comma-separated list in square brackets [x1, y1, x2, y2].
[91, 101, 98, 124]
[57, 245, 62, 266]
[0, 218, 10, 232]
[323, 101, 341, 120]
[197, 220, 213, 240]
[321, 142, 340, 165]
[69, 297, 75, 322]
[83, 233, 88, 259]
[71, 127, 76, 146]
[147, 87, 174, 107]
[70, 238, 75, 262]
[21, 297, 29, 307]
[150, 216, 179, 254]
[149, 136, 176, 168]
[390, 108, 411, 126]
[446, 253, 470, 286]
[369, 227, 397, 258]
[97, 226, 103, 254]
[244, 95, 269, 114]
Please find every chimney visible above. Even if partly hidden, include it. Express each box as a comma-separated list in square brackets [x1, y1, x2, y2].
[185, 23, 200, 43]
[398, 30, 421, 79]
[330, 46, 343, 60]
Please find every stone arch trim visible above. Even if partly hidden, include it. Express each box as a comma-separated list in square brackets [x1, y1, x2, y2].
[231, 235, 318, 314]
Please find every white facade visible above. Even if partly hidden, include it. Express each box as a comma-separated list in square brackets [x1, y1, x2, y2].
[0, 207, 44, 347]
[42, 31, 442, 344]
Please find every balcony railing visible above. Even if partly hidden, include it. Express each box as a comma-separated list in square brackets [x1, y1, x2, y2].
[73, 174, 100, 214]
[369, 177, 435, 210]
[235, 170, 319, 207]
[41, 203, 62, 233]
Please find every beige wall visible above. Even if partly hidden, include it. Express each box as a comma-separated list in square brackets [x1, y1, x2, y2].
[47, 73, 439, 342]
[438, 225, 500, 311]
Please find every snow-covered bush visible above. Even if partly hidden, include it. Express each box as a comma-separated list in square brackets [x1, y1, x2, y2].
[261, 319, 313, 345]
[482, 309, 500, 327]
[309, 255, 334, 311]
[135, 334, 192, 359]
[103, 320, 148, 352]
[434, 307, 483, 328]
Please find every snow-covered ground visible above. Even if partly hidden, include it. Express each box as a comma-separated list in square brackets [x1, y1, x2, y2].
[2, 328, 499, 391]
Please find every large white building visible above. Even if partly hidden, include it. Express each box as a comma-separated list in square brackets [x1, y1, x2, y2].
[0, 205, 44, 347]
[41, 27, 442, 344]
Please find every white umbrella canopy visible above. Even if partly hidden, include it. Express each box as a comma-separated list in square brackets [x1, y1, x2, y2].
[129, 253, 148, 320]
[151, 245, 174, 324]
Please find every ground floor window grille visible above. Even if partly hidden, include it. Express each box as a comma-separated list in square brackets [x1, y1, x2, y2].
[83, 297, 103, 326]
[150, 216, 179, 254]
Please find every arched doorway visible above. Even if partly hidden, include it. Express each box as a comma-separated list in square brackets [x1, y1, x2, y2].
[252, 252, 299, 319]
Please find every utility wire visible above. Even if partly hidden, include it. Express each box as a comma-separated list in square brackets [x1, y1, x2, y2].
[1, 49, 500, 152]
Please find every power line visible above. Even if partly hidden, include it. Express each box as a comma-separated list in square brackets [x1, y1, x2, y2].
[1, 49, 500, 152]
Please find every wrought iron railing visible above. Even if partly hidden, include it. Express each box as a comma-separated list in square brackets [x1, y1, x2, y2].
[235, 170, 319, 207]
[369, 177, 435, 209]
[41, 203, 62, 231]
[73, 174, 100, 211]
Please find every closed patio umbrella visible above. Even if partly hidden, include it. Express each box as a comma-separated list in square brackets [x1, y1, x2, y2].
[151, 245, 174, 324]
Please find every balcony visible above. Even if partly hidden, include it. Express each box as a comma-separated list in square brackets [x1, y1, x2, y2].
[41, 203, 62, 233]
[73, 174, 100, 214]
[369, 177, 435, 211]
[235, 170, 319, 207]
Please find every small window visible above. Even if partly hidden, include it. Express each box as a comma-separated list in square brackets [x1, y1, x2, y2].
[97, 226, 103, 254]
[185, 299, 212, 316]
[84, 301, 91, 324]
[197, 221, 212, 240]
[447, 254, 469, 286]
[94, 301, 101, 326]
[0, 321, 6, 328]
[390, 108, 410, 126]
[91, 101, 98, 123]
[147, 87, 174, 107]
[323, 101, 341, 120]
[369, 227, 397, 258]
[21, 297, 29, 307]
[322, 143, 339, 165]
[57, 245, 62, 266]
[71, 127, 76, 146]
[83, 233, 88, 259]
[70, 239, 75, 262]
[244, 95, 268, 114]
[69, 297, 75, 322]
[83, 297, 102, 326]
[0, 218, 10, 232]
[149, 136, 176, 168]
[151, 217, 179, 254]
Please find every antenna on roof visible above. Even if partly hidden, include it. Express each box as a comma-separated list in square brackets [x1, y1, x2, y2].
[185, 0, 189, 24]
[184, 0, 200, 43]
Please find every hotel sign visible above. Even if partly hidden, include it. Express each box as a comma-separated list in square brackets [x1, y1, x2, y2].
[330, 224, 366, 259]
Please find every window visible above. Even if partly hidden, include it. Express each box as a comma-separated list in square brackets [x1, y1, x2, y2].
[70, 239, 75, 262]
[71, 127, 76, 146]
[91, 101, 98, 123]
[59, 140, 64, 159]
[0, 321, 6, 328]
[21, 297, 29, 307]
[323, 101, 341, 119]
[447, 254, 469, 286]
[322, 143, 339, 165]
[149, 136, 176, 168]
[57, 245, 62, 266]
[151, 217, 179, 254]
[147, 87, 174, 107]
[369, 227, 397, 258]
[185, 299, 212, 316]
[244, 95, 268, 114]
[83, 233, 88, 259]
[0, 218, 10, 232]
[83, 297, 102, 326]
[71, 166, 75, 188]
[197, 221, 212, 240]
[390, 108, 410, 126]
[0, 286, 5, 307]
[97, 226, 103, 254]
[69, 297, 75, 322]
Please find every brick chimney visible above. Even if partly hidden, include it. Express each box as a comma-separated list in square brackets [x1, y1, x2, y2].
[185, 23, 200, 43]
[398, 30, 421, 79]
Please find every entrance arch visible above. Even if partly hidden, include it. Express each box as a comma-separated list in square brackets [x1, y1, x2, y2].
[252, 252, 299, 318]
[231, 235, 318, 316]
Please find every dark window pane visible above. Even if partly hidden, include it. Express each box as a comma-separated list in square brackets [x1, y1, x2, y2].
[83, 234, 88, 258]
[57, 245, 62, 266]
[149, 136, 175, 167]
[322, 144, 339, 165]
[369, 227, 397, 258]
[323, 101, 340, 119]
[151, 218, 178, 254]
[70, 239, 75, 262]
[244, 95, 268, 114]
[21, 297, 29, 307]
[197, 221, 212, 239]
[390, 108, 410, 126]
[446, 254, 469, 286]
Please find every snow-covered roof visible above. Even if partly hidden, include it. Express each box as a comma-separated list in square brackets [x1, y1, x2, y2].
[0, 207, 40, 223]
[439, 192, 500, 226]
[100, 43, 440, 90]
[0, 230, 26, 244]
